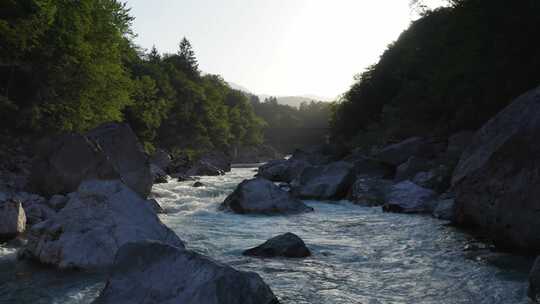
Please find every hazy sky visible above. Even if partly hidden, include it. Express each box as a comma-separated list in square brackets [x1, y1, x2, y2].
[126, 0, 443, 99]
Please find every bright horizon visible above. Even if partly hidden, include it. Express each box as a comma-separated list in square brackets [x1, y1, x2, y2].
[126, 0, 446, 99]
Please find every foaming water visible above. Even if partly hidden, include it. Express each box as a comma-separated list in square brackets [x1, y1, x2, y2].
[0, 167, 532, 303]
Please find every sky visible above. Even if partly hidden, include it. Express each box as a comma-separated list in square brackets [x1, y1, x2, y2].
[126, 0, 445, 99]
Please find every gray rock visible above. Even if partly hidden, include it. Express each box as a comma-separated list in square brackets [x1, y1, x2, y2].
[395, 157, 432, 182]
[186, 161, 225, 176]
[0, 200, 26, 241]
[48, 195, 68, 211]
[86, 123, 153, 198]
[383, 181, 437, 213]
[243, 233, 311, 258]
[291, 161, 355, 200]
[93, 241, 279, 304]
[221, 178, 312, 215]
[347, 155, 394, 179]
[150, 149, 172, 172]
[347, 176, 392, 206]
[193, 181, 204, 188]
[290, 146, 334, 166]
[412, 164, 452, 193]
[452, 86, 540, 252]
[146, 199, 165, 214]
[375, 137, 444, 166]
[432, 199, 455, 221]
[24, 180, 184, 270]
[30, 123, 152, 198]
[529, 257, 540, 303]
[150, 164, 169, 184]
[199, 151, 232, 173]
[446, 131, 474, 160]
[258, 159, 310, 183]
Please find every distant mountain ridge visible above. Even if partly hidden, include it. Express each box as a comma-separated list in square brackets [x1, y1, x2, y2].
[227, 82, 334, 108]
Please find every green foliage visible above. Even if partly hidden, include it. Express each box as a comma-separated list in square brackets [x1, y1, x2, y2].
[0, 1, 265, 154]
[332, 0, 540, 147]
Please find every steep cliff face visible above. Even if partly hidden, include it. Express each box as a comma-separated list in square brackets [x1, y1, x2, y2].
[453, 85, 540, 252]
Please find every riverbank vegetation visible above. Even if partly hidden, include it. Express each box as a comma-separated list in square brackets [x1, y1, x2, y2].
[331, 0, 540, 150]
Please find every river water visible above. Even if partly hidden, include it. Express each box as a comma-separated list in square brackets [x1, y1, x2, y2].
[0, 167, 533, 304]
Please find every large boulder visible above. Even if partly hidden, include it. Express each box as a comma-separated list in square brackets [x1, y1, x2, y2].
[231, 145, 282, 164]
[289, 144, 339, 166]
[375, 137, 444, 166]
[446, 131, 474, 160]
[529, 257, 540, 303]
[382, 180, 437, 213]
[150, 164, 169, 184]
[186, 161, 225, 176]
[346, 155, 394, 179]
[452, 86, 540, 252]
[199, 151, 232, 173]
[150, 149, 172, 172]
[0, 199, 26, 241]
[257, 159, 310, 183]
[30, 123, 152, 198]
[432, 199, 455, 221]
[243, 233, 311, 258]
[93, 241, 279, 304]
[221, 178, 312, 215]
[86, 123, 153, 198]
[412, 164, 452, 193]
[347, 176, 392, 206]
[291, 161, 355, 200]
[23, 180, 184, 270]
[394, 156, 432, 182]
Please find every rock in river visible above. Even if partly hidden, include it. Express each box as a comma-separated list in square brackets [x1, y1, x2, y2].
[383, 180, 437, 213]
[243, 232, 311, 258]
[24, 180, 184, 270]
[453, 85, 540, 252]
[93, 241, 279, 304]
[221, 178, 312, 215]
[291, 161, 355, 200]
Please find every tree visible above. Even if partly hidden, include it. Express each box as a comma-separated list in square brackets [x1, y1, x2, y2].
[178, 37, 199, 79]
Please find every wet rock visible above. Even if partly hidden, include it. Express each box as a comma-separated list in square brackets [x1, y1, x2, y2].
[146, 199, 165, 214]
[452, 86, 540, 252]
[347, 176, 392, 206]
[0, 200, 26, 241]
[30, 123, 152, 198]
[243, 233, 311, 258]
[257, 159, 310, 183]
[192, 181, 204, 188]
[150, 164, 169, 184]
[383, 181, 437, 213]
[93, 241, 279, 304]
[221, 178, 312, 215]
[529, 257, 540, 303]
[24, 180, 184, 270]
[291, 161, 355, 200]
[432, 199, 455, 221]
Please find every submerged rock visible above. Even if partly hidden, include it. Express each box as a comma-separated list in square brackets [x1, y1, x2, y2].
[24, 180, 183, 270]
[221, 178, 312, 215]
[193, 181, 204, 188]
[243, 233, 311, 258]
[93, 241, 279, 304]
[452, 86, 540, 252]
[291, 161, 354, 200]
[0, 200, 26, 241]
[383, 181, 437, 213]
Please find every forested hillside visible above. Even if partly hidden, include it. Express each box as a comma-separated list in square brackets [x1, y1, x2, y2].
[0, 0, 264, 155]
[331, 0, 540, 149]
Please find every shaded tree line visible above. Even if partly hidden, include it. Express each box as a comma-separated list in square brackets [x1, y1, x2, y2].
[331, 0, 540, 150]
[251, 96, 331, 152]
[0, 0, 263, 155]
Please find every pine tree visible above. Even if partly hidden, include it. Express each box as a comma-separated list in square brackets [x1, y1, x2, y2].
[178, 37, 199, 78]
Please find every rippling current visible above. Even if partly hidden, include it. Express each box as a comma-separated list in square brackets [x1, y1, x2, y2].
[0, 167, 533, 304]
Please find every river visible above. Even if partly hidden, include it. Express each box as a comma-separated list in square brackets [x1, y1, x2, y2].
[0, 167, 533, 303]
